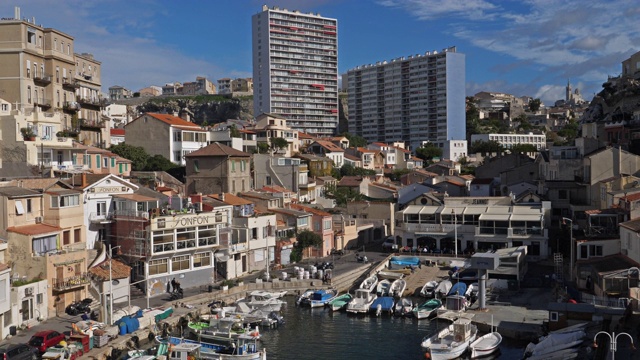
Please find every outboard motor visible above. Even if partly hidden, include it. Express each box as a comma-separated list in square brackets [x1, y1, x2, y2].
[269, 311, 285, 325]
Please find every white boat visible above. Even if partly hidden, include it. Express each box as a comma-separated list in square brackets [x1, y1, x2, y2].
[168, 335, 266, 360]
[412, 299, 443, 320]
[470, 332, 502, 358]
[295, 289, 315, 306]
[523, 329, 585, 358]
[235, 296, 285, 312]
[306, 289, 339, 308]
[377, 270, 405, 280]
[346, 288, 378, 314]
[247, 290, 287, 299]
[525, 347, 579, 360]
[421, 317, 478, 360]
[434, 280, 452, 299]
[394, 297, 413, 317]
[420, 280, 439, 298]
[389, 278, 407, 298]
[376, 279, 392, 296]
[327, 293, 352, 312]
[359, 275, 378, 292]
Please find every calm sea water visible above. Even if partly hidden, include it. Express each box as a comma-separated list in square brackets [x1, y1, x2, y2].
[259, 297, 527, 360]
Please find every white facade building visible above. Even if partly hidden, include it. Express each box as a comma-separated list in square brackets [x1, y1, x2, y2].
[470, 133, 547, 151]
[252, 5, 339, 136]
[442, 140, 468, 161]
[346, 47, 466, 151]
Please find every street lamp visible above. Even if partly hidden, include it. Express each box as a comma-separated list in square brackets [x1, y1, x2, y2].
[562, 217, 573, 282]
[452, 209, 458, 259]
[593, 331, 635, 360]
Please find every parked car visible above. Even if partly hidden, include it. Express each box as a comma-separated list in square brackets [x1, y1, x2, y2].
[28, 330, 66, 354]
[382, 237, 398, 251]
[0, 344, 39, 360]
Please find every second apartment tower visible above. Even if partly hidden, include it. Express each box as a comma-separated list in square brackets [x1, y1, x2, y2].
[346, 47, 465, 151]
[252, 5, 339, 136]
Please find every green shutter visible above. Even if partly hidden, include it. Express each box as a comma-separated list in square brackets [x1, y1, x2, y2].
[111, 157, 115, 167]
[119, 163, 123, 173]
[96, 155, 101, 168]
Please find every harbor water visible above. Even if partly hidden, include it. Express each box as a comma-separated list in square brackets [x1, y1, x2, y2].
[259, 297, 528, 360]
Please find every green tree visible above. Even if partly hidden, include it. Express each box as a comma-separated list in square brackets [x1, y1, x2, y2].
[229, 124, 241, 138]
[341, 132, 368, 148]
[291, 229, 323, 262]
[339, 163, 376, 177]
[415, 143, 443, 162]
[510, 143, 538, 154]
[256, 142, 270, 154]
[529, 98, 542, 112]
[270, 137, 289, 152]
[109, 143, 149, 171]
[333, 187, 364, 206]
[144, 154, 177, 171]
[469, 140, 503, 154]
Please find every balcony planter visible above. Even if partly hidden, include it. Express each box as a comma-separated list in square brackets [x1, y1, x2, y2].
[20, 127, 36, 141]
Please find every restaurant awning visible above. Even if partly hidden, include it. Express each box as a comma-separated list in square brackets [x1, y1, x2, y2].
[510, 214, 543, 222]
[479, 213, 510, 221]
[403, 205, 439, 215]
[463, 207, 488, 215]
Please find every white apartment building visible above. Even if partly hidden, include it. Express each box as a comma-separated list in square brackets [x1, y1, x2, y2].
[346, 47, 466, 151]
[470, 133, 547, 151]
[442, 140, 468, 162]
[252, 5, 339, 136]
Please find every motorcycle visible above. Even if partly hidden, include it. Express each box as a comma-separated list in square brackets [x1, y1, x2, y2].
[355, 253, 368, 263]
[169, 288, 184, 300]
[315, 261, 334, 271]
[330, 248, 344, 256]
[65, 298, 93, 316]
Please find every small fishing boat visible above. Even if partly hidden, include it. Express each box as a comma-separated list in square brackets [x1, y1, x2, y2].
[446, 282, 468, 311]
[412, 298, 442, 320]
[420, 280, 439, 298]
[376, 279, 392, 296]
[370, 297, 395, 316]
[359, 275, 378, 292]
[394, 297, 413, 317]
[421, 317, 478, 360]
[470, 332, 502, 358]
[327, 293, 352, 312]
[389, 278, 407, 298]
[305, 289, 339, 308]
[377, 270, 405, 280]
[434, 280, 452, 299]
[168, 334, 266, 360]
[296, 289, 315, 306]
[346, 288, 378, 314]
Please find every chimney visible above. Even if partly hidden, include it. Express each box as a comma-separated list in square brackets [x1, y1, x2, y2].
[81, 173, 87, 188]
[179, 109, 191, 122]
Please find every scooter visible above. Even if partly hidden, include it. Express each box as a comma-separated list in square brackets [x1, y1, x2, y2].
[355, 254, 368, 263]
[65, 298, 92, 316]
[169, 288, 184, 300]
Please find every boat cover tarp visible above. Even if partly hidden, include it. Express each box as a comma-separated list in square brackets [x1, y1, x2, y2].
[311, 290, 331, 301]
[390, 256, 421, 266]
[531, 331, 585, 355]
[448, 282, 467, 296]
[371, 297, 395, 311]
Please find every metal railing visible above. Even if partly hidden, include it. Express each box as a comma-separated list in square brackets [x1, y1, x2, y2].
[53, 273, 89, 291]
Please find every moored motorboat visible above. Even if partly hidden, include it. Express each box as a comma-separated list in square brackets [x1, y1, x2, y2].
[306, 289, 339, 308]
[376, 279, 392, 296]
[469, 331, 502, 358]
[394, 297, 413, 317]
[445, 282, 468, 311]
[421, 317, 478, 360]
[346, 288, 378, 314]
[295, 289, 315, 306]
[412, 298, 442, 320]
[370, 296, 395, 316]
[434, 280, 452, 299]
[359, 275, 378, 292]
[327, 293, 352, 311]
[168, 334, 266, 360]
[420, 280, 439, 298]
[377, 270, 406, 280]
[389, 278, 407, 298]
[522, 328, 585, 359]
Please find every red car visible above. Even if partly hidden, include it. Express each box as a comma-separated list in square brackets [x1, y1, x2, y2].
[28, 330, 66, 354]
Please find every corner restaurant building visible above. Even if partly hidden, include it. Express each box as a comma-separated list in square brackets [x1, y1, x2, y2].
[129, 209, 231, 297]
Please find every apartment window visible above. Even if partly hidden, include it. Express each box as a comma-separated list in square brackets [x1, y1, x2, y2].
[63, 230, 71, 246]
[57, 91, 60, 107]
[54, 39, 57, 50]
[67, 44, 70, 55]
[27, 86, 32, 103]
[26, 199, 32, 213]
[324, 219, 332, 230]
[96, 155, 101, 168]
[589, 245, 603, 257]
[173, 132, 182, 141]
[266, 176, 271, 185]
[27, 29, 36, 44]
[241, 160, 246, 172]
[231, 160, 236, 172]
[298, 217, 309, 227]
[74, 228, 81, 243]
[198, 225, 216, 246]
[172, 255, 190, 271]
[193, 252, 211, 268]
[50, 194, 80, 208]
[174, 151, 181, 162]
[27, 60, 31, 78]
[148, 259, 168, 275]
[103, 157, 108, 168]
[193, 160, 199, 173]
[15, 200, 25, 215]
[315, 222, 321, 231]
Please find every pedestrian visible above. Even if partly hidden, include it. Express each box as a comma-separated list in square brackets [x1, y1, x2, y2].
[171, 278, 177, 292]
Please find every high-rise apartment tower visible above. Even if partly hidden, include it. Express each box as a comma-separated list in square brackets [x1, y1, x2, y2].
[346, 47, 465, 151]
[252, 5, 339, 135]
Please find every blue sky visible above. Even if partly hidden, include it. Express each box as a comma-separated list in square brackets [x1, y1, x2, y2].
[4, 0, 639, 104]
